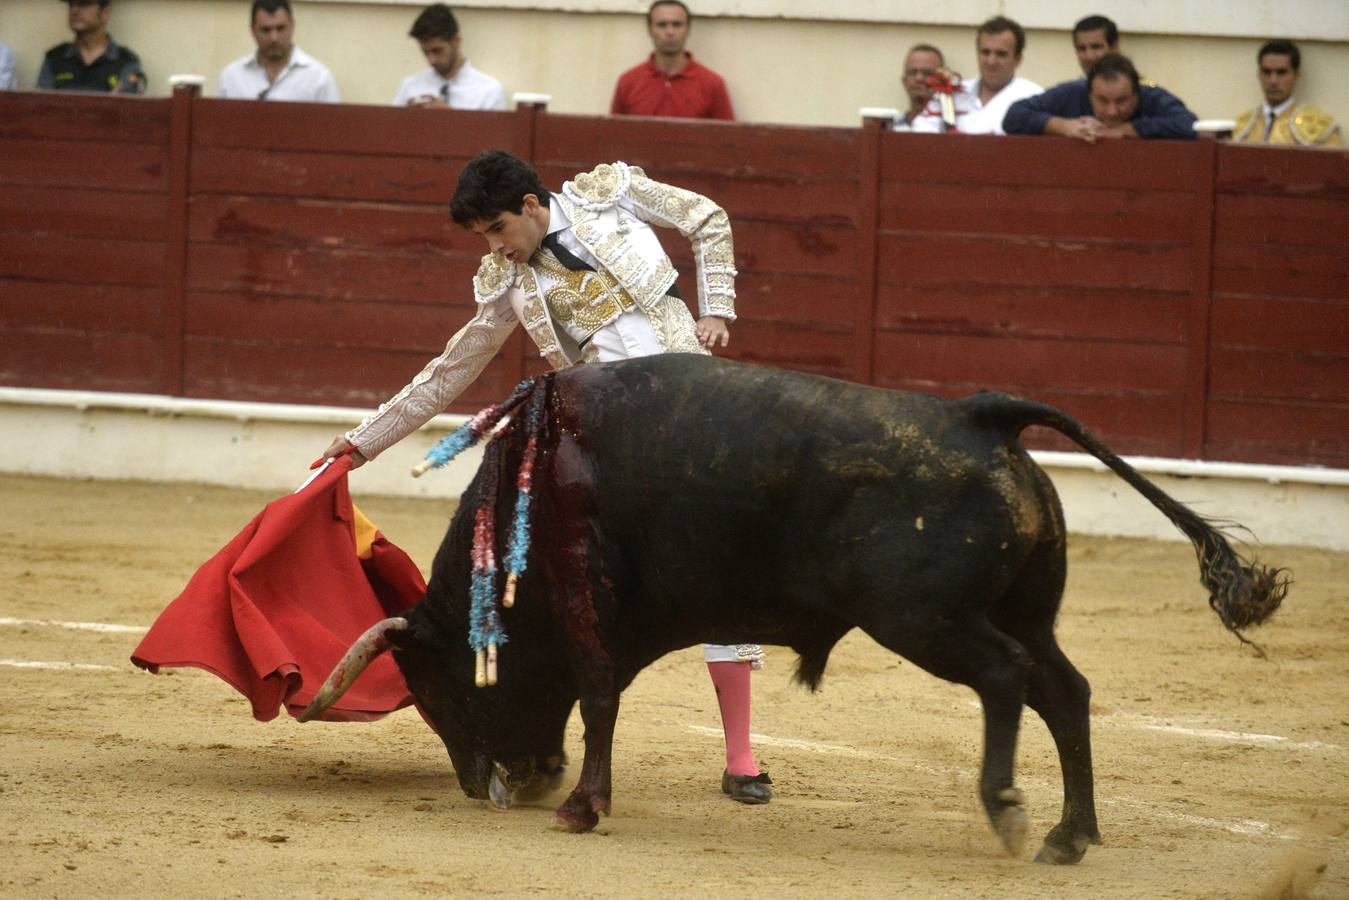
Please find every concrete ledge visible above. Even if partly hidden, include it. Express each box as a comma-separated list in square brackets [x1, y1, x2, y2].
[0, 387, 484, 502]
[4, 387, 1345, 549]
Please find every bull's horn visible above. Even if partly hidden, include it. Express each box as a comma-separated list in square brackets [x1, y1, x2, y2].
[297, 617, 409, 722]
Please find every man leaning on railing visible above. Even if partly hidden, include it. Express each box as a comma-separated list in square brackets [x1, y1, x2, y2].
[1002, 53, 1197, 142]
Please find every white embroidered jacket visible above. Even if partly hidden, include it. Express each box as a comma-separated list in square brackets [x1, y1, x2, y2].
[346, 161, 738, 459]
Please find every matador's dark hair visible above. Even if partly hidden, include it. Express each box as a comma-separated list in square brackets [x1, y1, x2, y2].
[450, 150, 552, 226]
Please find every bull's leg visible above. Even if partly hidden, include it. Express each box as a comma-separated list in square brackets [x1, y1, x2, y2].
[551, 690, 619, 833]
[1016, 628, 1100, 864]
[864, 618, 1033, 857]
[969, 628, 1034, 858]
[994, 531, 1100, 865]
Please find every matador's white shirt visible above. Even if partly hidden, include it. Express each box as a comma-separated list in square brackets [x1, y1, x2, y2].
[536, 197, 665, 360]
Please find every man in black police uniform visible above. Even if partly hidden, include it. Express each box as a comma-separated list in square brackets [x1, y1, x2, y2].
[38, 0, 145, 93]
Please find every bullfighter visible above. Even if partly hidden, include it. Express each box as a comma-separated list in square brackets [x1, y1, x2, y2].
[321, 149, 774, 803]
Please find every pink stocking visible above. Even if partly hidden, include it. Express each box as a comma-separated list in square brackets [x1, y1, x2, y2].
[706, 661, 759, 777]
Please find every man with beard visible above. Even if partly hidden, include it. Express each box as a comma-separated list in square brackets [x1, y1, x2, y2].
[217, 0, 339, 102]
[38, 0, 145, 94]
[394, 4, 506, 110]
[610, 0, 734, 120]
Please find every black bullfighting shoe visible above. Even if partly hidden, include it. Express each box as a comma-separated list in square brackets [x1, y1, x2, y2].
[721, 769, 774, 804]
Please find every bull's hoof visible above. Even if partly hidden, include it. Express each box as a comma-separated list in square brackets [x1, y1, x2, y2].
[1033, 823, 1096, 865]
[991, 788, 1028, 858]
[550, 796, 600, 833]
[1034, 837, 1088, 865]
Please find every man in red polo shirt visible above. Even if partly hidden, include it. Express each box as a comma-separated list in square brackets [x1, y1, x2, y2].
[610, 0, 734, 120]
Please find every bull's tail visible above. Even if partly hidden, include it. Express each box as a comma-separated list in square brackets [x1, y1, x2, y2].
[965, 393, 1288, 642]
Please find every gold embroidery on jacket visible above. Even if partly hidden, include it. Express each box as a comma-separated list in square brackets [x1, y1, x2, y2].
[514, 266, 572, 369]
[647, 295, 708, 356]
[564, 162, 631, 210]
[472, 254, 513, 304]
[532, 250, 637, 338]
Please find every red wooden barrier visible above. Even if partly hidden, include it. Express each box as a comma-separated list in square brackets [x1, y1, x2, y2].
[0, 92, 170, 394]
[1, 89, 1345, 467]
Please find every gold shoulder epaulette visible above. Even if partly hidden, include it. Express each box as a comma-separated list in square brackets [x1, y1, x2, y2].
[1292, 106, 1340, 144]
[473, 253, 513, 304]
[562, 161, 632, 211]
[1232, 107, 1259, 141]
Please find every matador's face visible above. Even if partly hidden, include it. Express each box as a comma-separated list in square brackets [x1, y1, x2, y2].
[470, 194, 550, 265]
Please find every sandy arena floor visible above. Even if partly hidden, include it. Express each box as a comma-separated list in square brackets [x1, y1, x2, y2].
[1, 473, 1345, 898]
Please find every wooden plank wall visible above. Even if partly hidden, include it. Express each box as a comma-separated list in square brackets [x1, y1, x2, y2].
[0, 93, 171, 394]
[1208, 145, 1349, 468]
[182, 100, 520, 410]
[1, 89, 1345, 468]
[873, 133, 1203, 457]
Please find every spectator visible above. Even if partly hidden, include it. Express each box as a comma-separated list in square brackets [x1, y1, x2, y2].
[37, 0, 145, 94]
[1232, 40, 1340, 147]
[1003, 53, 1197, 141]
[610, 0, 733, 120]
[217, 0, 339, 102]
[892, 44, 944, 131]
[393, 4, 505, 110]
[1071, 15, 1118, 76]
[912, 16, 1041, 134]
[0, 42, 17, 90]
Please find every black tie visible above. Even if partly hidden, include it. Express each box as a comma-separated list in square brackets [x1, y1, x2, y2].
[541, 232, 594, 272]
[540, 230, 683, 299]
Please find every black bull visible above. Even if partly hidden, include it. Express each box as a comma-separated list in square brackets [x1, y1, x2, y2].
[303, 355, 1285, 864]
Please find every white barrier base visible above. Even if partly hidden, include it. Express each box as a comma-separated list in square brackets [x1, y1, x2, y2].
[0, 388, 483, 502]
[3, 387, 1346, 550]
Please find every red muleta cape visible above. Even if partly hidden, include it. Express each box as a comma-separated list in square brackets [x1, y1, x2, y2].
[131, 457, 425, 722]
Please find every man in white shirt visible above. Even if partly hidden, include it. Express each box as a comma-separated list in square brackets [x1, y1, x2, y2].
[217, 0, 340, 102]
[913, 16, 1041, 135]
[393, 3, 505, 110]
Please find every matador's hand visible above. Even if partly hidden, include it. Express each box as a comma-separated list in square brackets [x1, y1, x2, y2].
[696, 316, 730, 349]
[315, 436, 368, 470]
